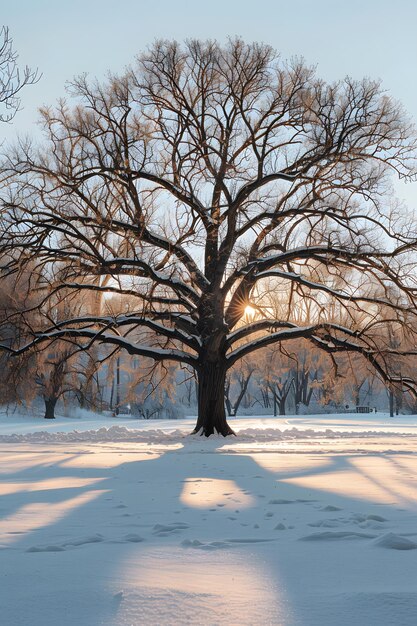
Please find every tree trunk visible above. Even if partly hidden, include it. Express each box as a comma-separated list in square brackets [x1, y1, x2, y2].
[395, 389, 402, 416]
[224, 377, 233, 417]
[44, 397, 57, 419]
[389, 390, 394, 417]
[193, 360, 235, 437]
[115, 356, 121, 416]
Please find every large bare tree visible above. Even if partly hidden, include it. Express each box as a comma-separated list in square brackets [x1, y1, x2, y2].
[1, 39, 417, 435]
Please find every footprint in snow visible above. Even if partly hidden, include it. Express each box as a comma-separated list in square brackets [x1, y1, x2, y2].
[309, 514, 388, 530]
[308, 519, 344, 528]
[360, 514, 387, 522]
[181, 539, 230, 551]
[227, 538, 275, 544]
[27, 534, 105, 552]
[62, 534, 105, 547]
[123, 533, 144, 543]
[181, 537, 274, 550]
[27, 545, 66, 553]
[152, 523, 190, 536]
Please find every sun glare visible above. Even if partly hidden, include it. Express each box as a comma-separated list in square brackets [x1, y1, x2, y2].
[244, 305, 256, 320]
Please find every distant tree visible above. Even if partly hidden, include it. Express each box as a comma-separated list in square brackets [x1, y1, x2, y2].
[289, 350, 320, 413]
[225, 359, 256, 416]
[179, 367, 198, 408]
[70, 350, 105, 411]
[35, 346, 73, 419]
[1, 39, 417, 435]
[0, 26, 39, 124]
[0, 259, 39, 406]
[268, 376, 293, 416]
[253, 345, 292, 415]
[384, 321, 408, 416]
[127, 359, 180, 419]
[254, 377, 272, 411]
[341, 353, 375, 408]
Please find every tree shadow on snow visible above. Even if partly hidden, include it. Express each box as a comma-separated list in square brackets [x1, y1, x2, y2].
[1, 434, 417, 625]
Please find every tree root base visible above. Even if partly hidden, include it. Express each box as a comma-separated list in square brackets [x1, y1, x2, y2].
[190, 426, 237, 438]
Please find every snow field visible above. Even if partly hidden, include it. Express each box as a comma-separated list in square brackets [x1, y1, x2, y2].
[1, 413, 417, 625]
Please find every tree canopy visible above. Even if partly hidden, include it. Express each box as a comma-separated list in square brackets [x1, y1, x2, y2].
[1, 38, 417, 434]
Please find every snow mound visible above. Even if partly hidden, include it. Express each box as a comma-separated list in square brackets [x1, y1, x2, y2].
[373, 533, 417, 550]
[0, 424, 412, 444]
[236, 427, 411, 441]
[0, 425, 187, 444]
[300, 531, 376, 541]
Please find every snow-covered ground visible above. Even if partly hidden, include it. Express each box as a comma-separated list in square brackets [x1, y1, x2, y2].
[1, 410, 417, 625]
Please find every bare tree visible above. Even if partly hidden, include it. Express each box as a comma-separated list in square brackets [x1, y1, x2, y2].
[225, 359, 255, 416]
[71, 350, 105, 411]
[1, 39, 417, 435]
[126, 358, 180, 419]
[268, 376, 293, 416]
[0, 26, 39, 124]
[342, 352, 376, 408]
[254, 345, 293, 415]
[180, 367, 198, 408]
[35, 347, 72, 419]
[290, 350, 325, 413]
[384, 321, 408, 416]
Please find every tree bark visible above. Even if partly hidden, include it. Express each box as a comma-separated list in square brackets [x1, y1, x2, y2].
[278, 398, 286, 416]
[44, 397, 57, 419]
[193, 359, 235, 437]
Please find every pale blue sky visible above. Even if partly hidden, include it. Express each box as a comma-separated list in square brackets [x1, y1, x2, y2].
[2, 0, 417, 202]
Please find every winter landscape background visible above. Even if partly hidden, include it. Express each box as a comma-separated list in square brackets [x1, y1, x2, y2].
[1, 1, 417, 624]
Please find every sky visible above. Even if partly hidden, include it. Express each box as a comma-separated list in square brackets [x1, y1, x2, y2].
[1, 0, 417, 204]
